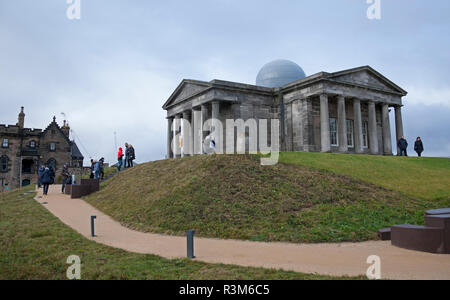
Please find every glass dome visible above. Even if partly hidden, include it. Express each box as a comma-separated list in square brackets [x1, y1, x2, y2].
[256, 59, 306, 88]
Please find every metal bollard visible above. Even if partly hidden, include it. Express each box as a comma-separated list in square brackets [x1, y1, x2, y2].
[91, 216, 97, 237]
[187, 229, 195, 259]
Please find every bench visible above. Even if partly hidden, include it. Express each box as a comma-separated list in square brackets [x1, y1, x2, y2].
[391, 225, 446, 254]
[426, 208, 450, 216]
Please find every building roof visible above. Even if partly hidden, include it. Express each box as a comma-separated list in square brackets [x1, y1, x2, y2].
[71, 141, 84, 160]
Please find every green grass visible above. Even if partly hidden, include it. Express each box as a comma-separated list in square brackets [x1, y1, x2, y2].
[0, 186, 361, 280]
[279, 152, 450, 202]
[81, 166, 118, 180]
[84, 154, 449, 243]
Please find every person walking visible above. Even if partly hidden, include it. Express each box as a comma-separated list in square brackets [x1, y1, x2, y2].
[93, 160, 100, 180]
[41, 166, 55, 196]
[117, 147, 124, 171]
[398, 136, 409, 156]
[99, 158, 105, 180]
[128, 144, 135, 167]
[61, 163, 71, 193]
[37, 165, 45, 189]
[90, 159, 95, 179]
[414, 137, 424, 157]
[124, 143, 130, 169]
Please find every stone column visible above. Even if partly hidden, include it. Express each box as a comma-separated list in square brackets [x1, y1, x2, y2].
[211, 101, 221, 152]
[368, 101, 379, 154]
[320, 94, 331, 152]
[182, 111, 191, 157]
[395, 106, 404, 156]
[337, 95, 348, 152]
[382, 104, 392, 155]
[166, 117, 174, 159]
[201, 104, 209, 154]
[174, 114, 181, 158]
[192, 108, 201, 155]
[353, 99, 364, 154]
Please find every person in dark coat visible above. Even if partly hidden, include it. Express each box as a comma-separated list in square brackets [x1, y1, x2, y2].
[124, 143, 130, 169]
[41, 166, 55, 195]
[90, 159, 95, 179]
[99, 158, 105, 180]
[37, 165, 45, 189]
[414, 137, 424, 157]
[398, 136, 408, 156]
[128, 145, 135, 168]
[61, 164, 71, 193]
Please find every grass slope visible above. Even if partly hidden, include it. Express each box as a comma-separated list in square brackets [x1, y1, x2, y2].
[0, 186, 359, 280]
[279, 152, 450, 202]
[84, 154, 448, 243]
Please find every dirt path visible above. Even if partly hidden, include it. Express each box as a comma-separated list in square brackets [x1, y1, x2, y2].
[35, 185, 450, 280]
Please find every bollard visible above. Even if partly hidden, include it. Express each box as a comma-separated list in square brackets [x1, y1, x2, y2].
[91, 216, 97, 237]
[187, 229, 195, 259]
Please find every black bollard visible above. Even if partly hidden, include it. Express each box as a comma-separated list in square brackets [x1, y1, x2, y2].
[187, 229, 195, 259]
[91, 216, 97, 237]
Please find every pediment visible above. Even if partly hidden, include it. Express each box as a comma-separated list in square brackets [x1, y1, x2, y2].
[329, 66, 407, 95]
[163, 80, 211, 109]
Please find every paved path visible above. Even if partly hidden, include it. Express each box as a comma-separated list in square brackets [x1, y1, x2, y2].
[35, 185, 450, 280]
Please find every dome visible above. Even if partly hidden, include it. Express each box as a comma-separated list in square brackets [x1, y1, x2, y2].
[256, 59, 306, 88]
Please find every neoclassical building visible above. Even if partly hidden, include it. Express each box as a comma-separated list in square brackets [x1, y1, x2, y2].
[163, 60, 407, 158]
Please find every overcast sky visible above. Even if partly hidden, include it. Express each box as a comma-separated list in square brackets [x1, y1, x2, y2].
[1, 0, 449, 164]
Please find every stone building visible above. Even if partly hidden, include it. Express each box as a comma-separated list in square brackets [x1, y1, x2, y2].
[163, 60, 407, 158]
[0, 107, 85, 190]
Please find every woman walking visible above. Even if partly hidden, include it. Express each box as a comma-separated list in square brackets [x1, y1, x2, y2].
[41, 165, 55, 196]
[414, 137, 424, 157]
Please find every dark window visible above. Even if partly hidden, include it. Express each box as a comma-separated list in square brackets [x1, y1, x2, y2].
[1, 156, 8, 173]
[29, 141, 36, 149]
[2, 139, 8, 148]
[22, 179, 31, 187]
[50, 142, 56, 151]
[22, 159, 33, 174]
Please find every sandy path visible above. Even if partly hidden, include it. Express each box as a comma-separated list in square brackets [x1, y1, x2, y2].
[35, 185, 450, 280]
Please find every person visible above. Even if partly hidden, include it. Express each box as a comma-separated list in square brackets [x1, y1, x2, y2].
[124, 143, 129, 169]
[93, 160, 100, 180]
[41, 165, 55, 196]
[128, 144, 135, 167]
[398, 136, 408, 156]
[414, 137, 424, 157]
[61, 163, 71, 193]
[117, 147, 124, 171]
[37, 165, 45, 189]
[99, 158, 105, 180]
[90, 159, 95, 179]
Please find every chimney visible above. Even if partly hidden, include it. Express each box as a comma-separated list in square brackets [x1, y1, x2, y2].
[18, 106, 25, 128]
[61, 120, 70, 138]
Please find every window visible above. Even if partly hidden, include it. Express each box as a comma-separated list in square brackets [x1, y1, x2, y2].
[29, 141, 36, 149]
[49, 142, 56, 151]
[346, 120, 354, 148]
[362, 121, 369, 148]
[1, 156, 8, 173]
[2, 139, 8, 148]
[329, 118, 338, 146]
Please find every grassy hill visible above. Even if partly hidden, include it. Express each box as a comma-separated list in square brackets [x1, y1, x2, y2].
[0, 186, 358, 280]
[84, 154, 450, 243]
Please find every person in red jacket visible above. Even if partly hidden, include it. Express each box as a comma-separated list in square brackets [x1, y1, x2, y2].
[117, 147, 124, 172]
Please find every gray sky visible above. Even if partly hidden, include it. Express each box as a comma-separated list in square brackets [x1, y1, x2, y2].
[1, 0, 449, 163]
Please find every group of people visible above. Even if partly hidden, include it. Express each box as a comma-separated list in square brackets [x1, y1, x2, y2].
[397, 136, 425, 157]
[117, 143, 135, 172]
[90, 157, 105, 180]
[38, 163, 72, 195]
